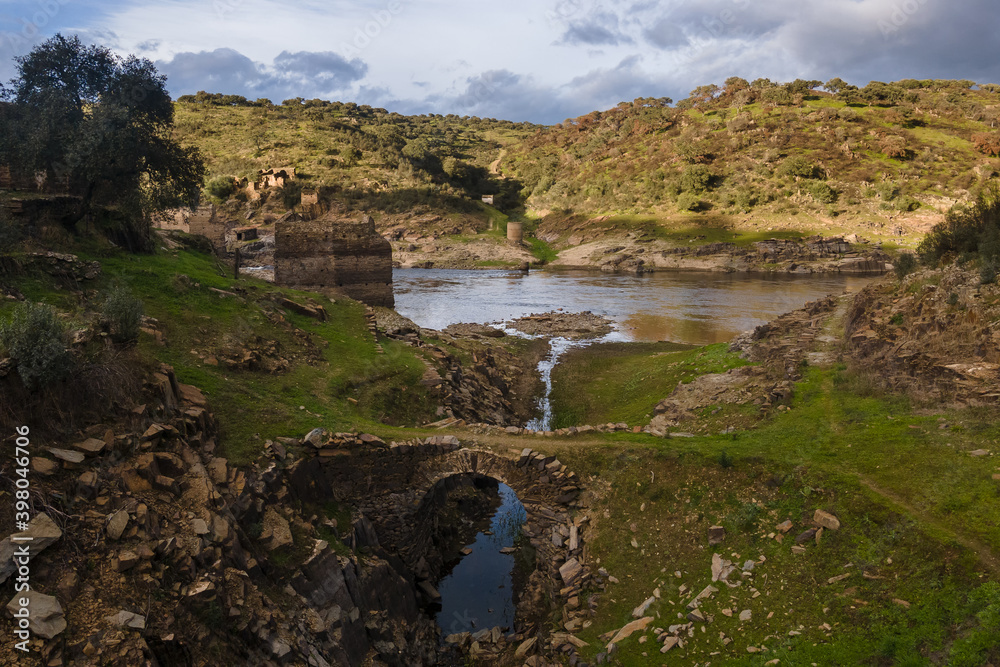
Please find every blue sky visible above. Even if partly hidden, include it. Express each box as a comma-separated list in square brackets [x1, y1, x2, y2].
[1, 0, 998, 124]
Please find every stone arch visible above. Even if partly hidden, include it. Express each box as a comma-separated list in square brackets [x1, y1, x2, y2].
[296, 436, 588, 619]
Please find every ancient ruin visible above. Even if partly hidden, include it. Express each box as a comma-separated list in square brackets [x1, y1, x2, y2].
[274, 213, 394, 307]
[152, 205, 225, 247]
[243, 166, 296, 201]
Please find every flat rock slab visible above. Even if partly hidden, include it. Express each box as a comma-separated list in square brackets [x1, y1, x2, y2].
[608, 616, 653, 646]
[47, 448, 85, 464]
[7, 590, 65, 639]
[0, 513, 63, 583]
[73, 438, 106, 455]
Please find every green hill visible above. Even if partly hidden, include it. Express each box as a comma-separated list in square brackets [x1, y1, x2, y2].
[175, 79, 1000, 248]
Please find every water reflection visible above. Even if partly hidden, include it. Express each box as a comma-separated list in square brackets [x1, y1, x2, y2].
[434, 483, 526, 637]
[394, 268, 871, 346]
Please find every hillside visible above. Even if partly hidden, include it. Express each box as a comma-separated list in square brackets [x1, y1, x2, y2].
[175, 79, 1000, 257]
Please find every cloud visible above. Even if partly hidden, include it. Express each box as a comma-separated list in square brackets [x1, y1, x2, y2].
[642, 18, 689, 49]
[558, 11, 632, 46]
[156, 47, 367, 101]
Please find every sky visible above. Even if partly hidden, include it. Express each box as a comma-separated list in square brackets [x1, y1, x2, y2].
[1, 0, 998, 124]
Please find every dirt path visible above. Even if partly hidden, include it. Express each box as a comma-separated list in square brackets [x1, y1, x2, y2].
[813, 297, 1000, 575]
[855, 475, 1000, 575]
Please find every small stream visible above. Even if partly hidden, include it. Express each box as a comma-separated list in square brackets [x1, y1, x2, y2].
[433, 483, 527, 637]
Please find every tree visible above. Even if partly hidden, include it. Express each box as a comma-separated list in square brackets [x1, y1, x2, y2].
[0, 35, 204, 250]
[824, 77, 850, 94]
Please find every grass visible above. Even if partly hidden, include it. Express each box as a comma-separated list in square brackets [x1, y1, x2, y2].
[4, 237, 440, 464]
[549, 342, 749, 428]
[537, 320, 1000, 664]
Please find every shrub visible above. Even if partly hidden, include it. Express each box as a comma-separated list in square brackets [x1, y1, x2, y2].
[100, 283, 144, 346]
[680, 164, 712, 193]
[204, 175, 236, 202]
[676, 193, 701, 211]
[0, 302, 73, 390]
[918, 184, 1000, 264]
[894, 252, 917, 279]
[0, 210, 24, 255]
[776, 155, 821, 179]
[808, 181, 838, 204]
[972, 132, 1000, 157]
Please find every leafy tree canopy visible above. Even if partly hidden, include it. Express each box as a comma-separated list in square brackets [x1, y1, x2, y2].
[0, 34, 204, 250]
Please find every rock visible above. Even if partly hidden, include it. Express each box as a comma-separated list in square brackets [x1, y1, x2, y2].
[776, 519, 793, 533]
[30, 458, 58, 476]
[107, 509, 129, 541]
[7, 590, 66, 639]
[608, 616, 653, 646]
[177, 383, 207, 407]
[47, 447, 85, 464]
[107, 610, 146, 630]
[207, 457, 228, 485]
[795, 528, 817, 544]
[417, 581, 441, 601]
[661, 637, 679, 653]
[303, 428, 326, 447]
[262, 508, 293, 549]
[73, 437, 107, 455]
[813, 510, 841, 531]
[560, 558, 583, 586]
[515, 636, 537, 657]
[708, 525, 726, 545]
[739, 609, 752, 621]
[687, 608, 706, 623]
[116, 550, 139, 571]
[969, 449, 989, 457]
[828, 573, 851, 584]
[742, 560, 756, 572]
[632, 596, 656, 618]
[0, 513, 63, 584]
[191, 518, 209, 536]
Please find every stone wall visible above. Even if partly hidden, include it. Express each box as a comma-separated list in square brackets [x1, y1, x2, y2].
[153, 205, 226, 248]
[274, 214, 394, 307]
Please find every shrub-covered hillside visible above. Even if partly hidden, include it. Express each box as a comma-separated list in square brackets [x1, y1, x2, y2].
[501, 78, 1000, 222]
[172, 94, 540, 215]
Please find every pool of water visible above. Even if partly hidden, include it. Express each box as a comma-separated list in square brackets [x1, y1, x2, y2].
[393, 268, 872, 345]
[433, 483, 527, 637]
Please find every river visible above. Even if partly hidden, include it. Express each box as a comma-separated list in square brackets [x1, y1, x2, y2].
[393, 268, 872, 345]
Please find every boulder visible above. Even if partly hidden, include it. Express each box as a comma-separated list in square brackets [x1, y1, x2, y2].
[6, 590, 65, 639]
[559, 558, 583, 586]
[106, 509, 129, 541]
[0, 513, 63, 583]
[263, 508, 293, 550]
[813, 510, 841, 531]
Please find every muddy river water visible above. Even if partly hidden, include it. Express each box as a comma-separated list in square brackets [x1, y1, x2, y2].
[393, 268, 873, 345]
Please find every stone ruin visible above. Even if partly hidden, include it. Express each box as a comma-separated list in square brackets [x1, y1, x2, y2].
[152, 205, 225, 247]
[274, 212, 394, 307]
[243, 166, 296, 201]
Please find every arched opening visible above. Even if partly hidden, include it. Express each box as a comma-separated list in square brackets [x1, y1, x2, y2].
[413, 473, 535, 641]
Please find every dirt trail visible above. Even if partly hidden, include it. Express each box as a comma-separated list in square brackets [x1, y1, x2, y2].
[855, 475, 1000, 575]
[814, 297, 1000, 576]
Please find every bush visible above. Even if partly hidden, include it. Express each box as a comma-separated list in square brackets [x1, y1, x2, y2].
[776, 155, 821, 179]
[0, 302, 73, 390]
[680, 164, 712, 193]
[676, 193, 701, 211]
[100, 283, 144, 346]
[894, 252, 917, 279]
[808, 181, 838, 204]
[918, 184, 1000, 264]
[204, 175, 236, 202]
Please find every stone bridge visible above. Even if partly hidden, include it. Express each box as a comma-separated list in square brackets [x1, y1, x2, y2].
[288, 433, 588, 603]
